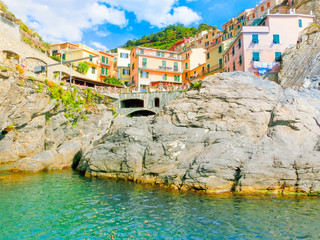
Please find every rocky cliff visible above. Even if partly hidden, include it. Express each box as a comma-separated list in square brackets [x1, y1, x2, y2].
[77, 72, 320, 194]
[0, 65, 114, 171]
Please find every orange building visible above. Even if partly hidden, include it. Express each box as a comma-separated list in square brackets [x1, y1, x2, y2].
[98, 51, 117, 82]
[130, 47, 183, 90]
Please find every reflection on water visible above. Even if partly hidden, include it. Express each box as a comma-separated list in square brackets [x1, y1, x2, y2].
[0, 170, 320, 239]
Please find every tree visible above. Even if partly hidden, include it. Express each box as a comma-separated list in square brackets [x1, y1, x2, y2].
[77, 62, 89, 75]
[103, 76, 122, 86]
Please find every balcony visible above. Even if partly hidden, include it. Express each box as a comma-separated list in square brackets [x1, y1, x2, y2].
[136, 50, 181, 60]
[139, 65, 182, 73]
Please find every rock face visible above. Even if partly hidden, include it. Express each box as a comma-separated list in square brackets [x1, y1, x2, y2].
[279, 31, 320, 89]
[78, 72, 320, 194]
[0, 72, 113, 171]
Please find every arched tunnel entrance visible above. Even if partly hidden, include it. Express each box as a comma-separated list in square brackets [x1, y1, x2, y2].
[127, 110, 156, 117]
[120, 99, 144, 108]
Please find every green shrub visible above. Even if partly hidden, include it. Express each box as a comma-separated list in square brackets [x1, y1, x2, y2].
[50, 55, 61, 62]
[36, 82, 43, 93]
[22, 37, 32, 45]
[77, 62, 89, 75]
[193, 81, 201, 89]
[60, 81, 65, 86]
[103, 76, 122, 86]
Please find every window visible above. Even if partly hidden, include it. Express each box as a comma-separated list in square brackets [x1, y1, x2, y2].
[140, 49, 144, 54]
[216, 39, 218, 44]
[261, 6, 264, 12]
[174, 62, 178, 71]
[132, 63, 135, 70]
[142, 58, 147, 67]
[252, 34, 259, 43]
[185, 72, 188, 78]
[156, 51, 160, 57]
[92, 67, 95, 74]
[174, 75, 177, 81]
[177, 75, 180, 82]
[275, 52, 282, 61]
[170, 53, 174, 57]
[120, 53, 128, 58]
[239, 55, 242, 65]
[228, 53, 230, 61]
[101, 67, 104, 75]
[162, 74, 167, 80]
[219, 58, 223, 68]
[207, 52, 210, 59]
[106, 57, 109, 64]
[106, 68, 108, 75]
[299, 19, 302, 28]
[233, 61, 236, 71]
[62, 54, 66, 60]
[140, 71, 149, 78]
[185, 62, 188, 69]
[212, 32, 215, 36]
[89, 54, 93, 62]
[253, 52, 260, 61]
[228, 68, 230, 72]
[267, 2, 270, 8]
[123, 69, 130, 75]
[232, 46, 235, 56]
[218, 46, 222, 53]
[225, 56, 227, 63]
[206, 35, 208, 39]
[273, 34, 280, 44]
[207, 64, 210, 70]
[102, 56, 105, 63]
[162, 60, 166, 67]
[52, 50, 58, 56]
[238, 38, 241, 48]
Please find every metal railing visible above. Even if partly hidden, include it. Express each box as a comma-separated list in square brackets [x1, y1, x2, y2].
[187, 64, 223, 81]
[136, 51, 181, 60]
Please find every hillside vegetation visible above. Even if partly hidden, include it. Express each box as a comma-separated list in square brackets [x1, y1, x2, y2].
[120, 24, 216, 51]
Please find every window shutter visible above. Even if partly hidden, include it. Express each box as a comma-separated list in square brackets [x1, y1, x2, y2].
[299, 19, 302, 28]
[253, 52, 260, 61]
[275, 52, 282, 61]
[174, 75, 177, 81]
[165, 74, 167, 80]
[252, 34, 259, 43]
[162, 60, 166, 67]
[273, 34, 280, 44]
[147, 72, 149, 78]
[140, 71, 143, 78]
[106, 57, 109, 64]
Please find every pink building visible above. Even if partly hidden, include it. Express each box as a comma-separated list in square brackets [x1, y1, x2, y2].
[224, 12, 314, 77]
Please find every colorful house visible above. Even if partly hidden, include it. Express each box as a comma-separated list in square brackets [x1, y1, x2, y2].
[130, 47, 183, 89]
[117, 48, 131, 85]
[50, 43, 100, 81]
[99, 51, 116, 82]
[179, 48, 206, 82]
[224, 12, 314, 78]
[204, 38, 234, 76]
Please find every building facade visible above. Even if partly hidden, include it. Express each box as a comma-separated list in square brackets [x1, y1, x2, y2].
[224, 13, 314, 77]
[130, 47, 183, 89]
[117, 48, 131, 85]
[180, 48, 206, 82]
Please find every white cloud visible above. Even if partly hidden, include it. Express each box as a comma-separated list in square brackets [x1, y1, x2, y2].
[90, 41, 108, 51]
[2, 0, 127, 43]
[102, 0, 201, 28]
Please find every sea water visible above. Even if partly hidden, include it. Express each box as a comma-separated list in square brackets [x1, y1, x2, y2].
[0, 171, 319, 239]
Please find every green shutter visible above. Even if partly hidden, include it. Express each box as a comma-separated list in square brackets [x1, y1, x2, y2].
[102, 56, 105, 63]
[253, 52, 260, 61]
[218, 46, 222, 53]
[252, 34, 259, 43]
[299, 19, 302, 27]
[165, 74, 167, 80]
[140, 71, 143, 78]
[101, 67, 104, 75]
[89, 54, 92, 62]
[174, 75, 177, 81]
[106, 68, 108, 75]
[174, 62, 178, 67]
[185, 62, 188, 69]
[146, 72, 149, 78]
[275, 52, 282, 61]
[273, 34, 280, 44]
[162, 60, 166, 67]
[106, 57, 109, 64]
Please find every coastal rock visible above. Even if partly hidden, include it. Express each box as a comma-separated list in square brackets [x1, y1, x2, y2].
[78, 72, 320, 194]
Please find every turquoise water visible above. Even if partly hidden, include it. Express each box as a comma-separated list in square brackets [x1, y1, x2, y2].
[0, 171, 320, 239]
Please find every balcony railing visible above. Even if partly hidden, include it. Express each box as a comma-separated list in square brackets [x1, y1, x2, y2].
[136, 50, 181, 60]
[140, 65, 181, 73]
[187, 64, 223, 81]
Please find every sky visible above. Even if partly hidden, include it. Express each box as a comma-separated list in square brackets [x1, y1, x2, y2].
[3, 0, 262, 51]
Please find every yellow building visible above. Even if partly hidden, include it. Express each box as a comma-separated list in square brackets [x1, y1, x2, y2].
[117, 48, 131, 85]
[50, 43, 99, 81]
[204, 38, 234, 76]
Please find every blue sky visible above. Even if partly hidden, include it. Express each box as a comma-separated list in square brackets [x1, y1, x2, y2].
[3, 0, 261, 50]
